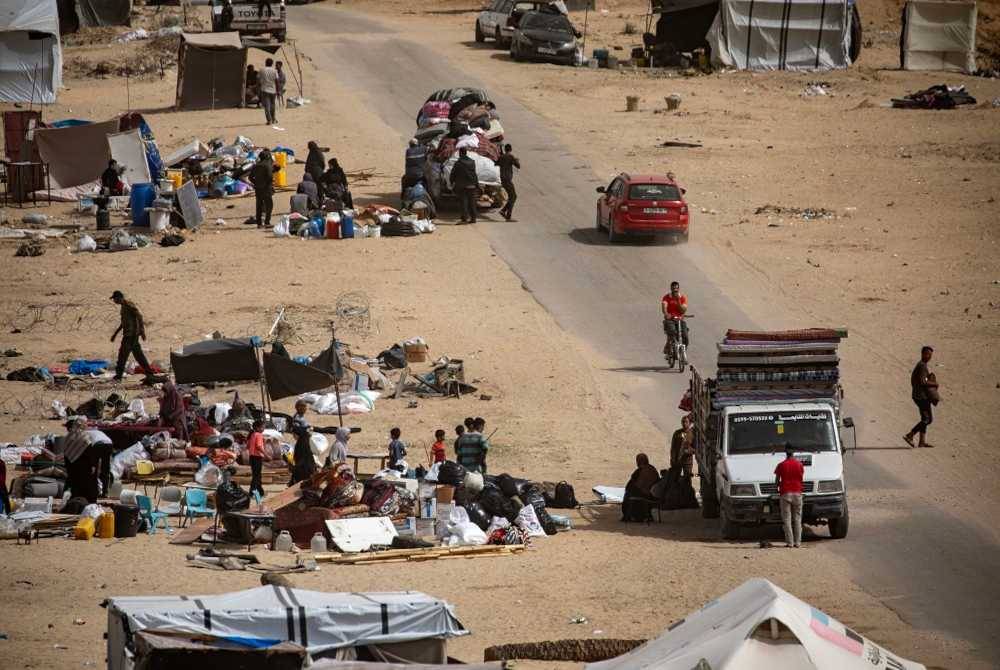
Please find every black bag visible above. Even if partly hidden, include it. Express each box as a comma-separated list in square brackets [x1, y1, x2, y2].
[662, 466, 700, 510]
[496, 473, 520, 498]
[543, 480, 579, 509]
[378, 345, 407, 370]
[463, 500, 491, 530]
[520, 485, 557, 536]
[437, 460, 467, 487]
[477, 484, 519, 523]
[216, 479, 250, 513]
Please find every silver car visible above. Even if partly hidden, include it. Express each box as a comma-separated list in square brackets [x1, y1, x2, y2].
[475, 0, 551, 47]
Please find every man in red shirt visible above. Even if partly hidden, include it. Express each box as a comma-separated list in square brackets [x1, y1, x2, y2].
[774, 443, 805, 548]
[661, 281, 689, 350]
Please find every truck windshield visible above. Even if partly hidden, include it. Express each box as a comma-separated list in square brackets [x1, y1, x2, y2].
[727, 411, 836, 454]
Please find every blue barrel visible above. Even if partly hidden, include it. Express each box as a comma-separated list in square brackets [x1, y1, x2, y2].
[129, 183, 156, 227]
[340, 211, 355, 239]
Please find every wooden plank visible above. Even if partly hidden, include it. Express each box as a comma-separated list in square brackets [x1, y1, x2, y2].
[169, 517, 214, 545]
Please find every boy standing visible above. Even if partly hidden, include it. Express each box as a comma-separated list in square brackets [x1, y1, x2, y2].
[246, 420, 266, 498]
[432, 430, 446, 464]
[388, 427, 407, 472]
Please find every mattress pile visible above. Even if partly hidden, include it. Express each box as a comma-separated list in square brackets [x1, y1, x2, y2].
[712, 328, 846, 405]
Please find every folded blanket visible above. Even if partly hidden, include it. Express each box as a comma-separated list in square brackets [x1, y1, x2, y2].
[726, 328, 847, 342]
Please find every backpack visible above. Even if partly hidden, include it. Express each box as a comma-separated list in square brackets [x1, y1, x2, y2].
[543, 481, 578, 509]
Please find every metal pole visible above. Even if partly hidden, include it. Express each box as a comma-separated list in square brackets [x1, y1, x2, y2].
[330, 322, 343, 428]
[582, 5, 590, 59]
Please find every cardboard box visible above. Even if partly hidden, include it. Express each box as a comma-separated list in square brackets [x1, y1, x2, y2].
[435, 485, 455, 504]
[404, 342, 429, 363]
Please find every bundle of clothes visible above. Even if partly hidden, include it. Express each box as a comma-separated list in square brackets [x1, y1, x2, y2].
[891, 84, 976, 109]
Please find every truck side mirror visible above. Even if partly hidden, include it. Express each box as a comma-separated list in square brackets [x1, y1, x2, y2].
[596, 186, 606, 193]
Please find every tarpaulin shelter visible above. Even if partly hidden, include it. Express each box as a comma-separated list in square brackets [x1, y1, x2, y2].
[176, 32, 247, 110]
[170, 338, 261, 385]
[263, 353, 336, 401]
[901, 0, 977, 73]
[650, 0, 721, 54]
[58, 0, 132, 33]
[706, 0, 855, 70]
[106, 588, 469, 670]
[32, 113, 161, 189]
[0, 0, 63, 104]
[585, 579, 926, 670]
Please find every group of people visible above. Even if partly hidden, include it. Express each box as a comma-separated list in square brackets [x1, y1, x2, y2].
[299, 141, 353, 209]
[447, 144, 520, 223]
[621, 414, 695, 522]
[245, 58, 286, 128]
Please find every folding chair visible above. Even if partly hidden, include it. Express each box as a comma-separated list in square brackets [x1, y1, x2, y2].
[136, 494, 171, 534]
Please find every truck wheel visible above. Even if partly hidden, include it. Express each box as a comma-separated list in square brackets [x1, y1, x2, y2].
[475, 21, 485, 43]
[700, 476, 720, 518]
[829, 502, 850, 539]
[720, 508, 740, 540]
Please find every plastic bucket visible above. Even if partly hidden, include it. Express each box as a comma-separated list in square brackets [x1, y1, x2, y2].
[147, 208, 170, 232]
[130, 183, 156, 227]
[340, 211, 355, 239]
[113, 503, 140, 538]
[325, 213, 341, 239]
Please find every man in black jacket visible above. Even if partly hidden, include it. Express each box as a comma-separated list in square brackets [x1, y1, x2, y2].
[497, 143, 520, 221]
[250, 150, 275, 228]
[450, 148, 479, 223]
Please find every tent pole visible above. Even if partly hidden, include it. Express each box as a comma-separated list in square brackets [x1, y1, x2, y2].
[582, 5, 590, 59]
[330, 322, 343, 428]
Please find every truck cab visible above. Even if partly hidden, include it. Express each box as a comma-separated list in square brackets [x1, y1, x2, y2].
[211, 0, 287, 42]
[715, 402, 849, 539]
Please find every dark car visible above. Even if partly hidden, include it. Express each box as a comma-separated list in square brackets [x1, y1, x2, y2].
[509, 10, 580, 65]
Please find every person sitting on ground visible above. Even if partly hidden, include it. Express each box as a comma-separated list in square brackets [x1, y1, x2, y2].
[432, 429, 447, 464]
[158, 380, 189, 442]
[455, 417, 490, 474]
[622, 453, 660, 522]
[387, 427, 407, 473]
[331, 426, 350, 463]
[320, 158, 353, 208]
[101, 159, 124, 196]
[297, 173, 321, 210]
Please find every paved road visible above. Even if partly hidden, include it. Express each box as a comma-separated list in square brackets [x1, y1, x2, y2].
[293, 7, 1000, 662]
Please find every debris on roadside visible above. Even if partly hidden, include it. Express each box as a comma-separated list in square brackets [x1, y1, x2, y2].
[891, 84, 976, 109]
[754, 204, 836, 221]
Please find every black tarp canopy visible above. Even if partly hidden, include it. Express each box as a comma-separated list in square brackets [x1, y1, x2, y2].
[263, 353, 335, 401]
[170, 338, 260, 384]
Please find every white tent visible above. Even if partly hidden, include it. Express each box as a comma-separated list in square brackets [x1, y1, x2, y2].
[0, 0, 62, 103]
[586, 579, 926, 670]
[106, 587, 469, 670]
[707, 0, 852, 71]
[901, 0, 977, 73]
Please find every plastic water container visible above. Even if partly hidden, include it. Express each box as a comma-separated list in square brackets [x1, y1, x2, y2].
[97, 511, 116, 539]
[274, 530, 294, 552]
[148, 208, 170, 232]
[369, 225, 381, 239]
[310, 532, 327, 553]
[325, 213, 341, 239]
[129, 183, 155, 227]
[272, 151, 288, 188]
[308, 217, 324, 238]
[74, 516, 96, 541]
[340, 210, 355, 238]
[166, 168, 183, 190]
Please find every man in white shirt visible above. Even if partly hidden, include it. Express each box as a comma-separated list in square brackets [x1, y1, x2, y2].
[258, 58, 279, 127]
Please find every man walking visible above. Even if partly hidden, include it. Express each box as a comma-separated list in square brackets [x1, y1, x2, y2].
[774, 443, 804, 548]
[904, 345, 938, 448]
[110, 291, 153, 381]
[450, 147, 479, 223]
[250, 149, 275, 228]
[497, 143, 520, 221]
[258, 58, 279, 127]
[275, 61, 287, 108]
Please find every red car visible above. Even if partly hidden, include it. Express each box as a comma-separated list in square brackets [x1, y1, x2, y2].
[595, 173, 690, 243]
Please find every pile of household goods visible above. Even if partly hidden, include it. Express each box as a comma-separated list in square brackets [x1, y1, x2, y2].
[404, 88, 506, 210]
[274, 203, 435, 241]
[256, 458, 578, 553]
[161, 135, 293, 200]
[890, 83, 977, 109]
[694, 327, 847, 406]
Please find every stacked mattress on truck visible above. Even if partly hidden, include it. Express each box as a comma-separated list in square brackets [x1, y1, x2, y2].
[712, 328, 846, 406]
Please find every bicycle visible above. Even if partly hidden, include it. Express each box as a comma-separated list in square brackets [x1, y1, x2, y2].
[663, 315, 692, 373]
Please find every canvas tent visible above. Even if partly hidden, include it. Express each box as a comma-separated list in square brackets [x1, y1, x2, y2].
[901, 0, 977, 73]
[706, 0, 855, 70]
[58, 0, 132, 32]
[106, 588, 469, 670]
[585, 579, 926, 670]
[0, 0, 63, 104]
[176, 32, 247, 110]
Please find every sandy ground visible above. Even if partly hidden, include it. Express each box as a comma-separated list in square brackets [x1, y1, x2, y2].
[0, 1, 998, 669]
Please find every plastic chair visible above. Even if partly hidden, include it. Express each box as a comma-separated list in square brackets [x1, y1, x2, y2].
[181, 488, 214, 528]
[119, 489, 139, 506]
[136, 494, 171, 534]
[157, 486, 183, 516]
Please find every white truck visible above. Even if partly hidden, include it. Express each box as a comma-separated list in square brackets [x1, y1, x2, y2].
[690, 328, 853, 540]
[211, 0, 287, 42]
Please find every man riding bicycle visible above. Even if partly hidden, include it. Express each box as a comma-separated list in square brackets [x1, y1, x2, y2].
[662, 281, 689, 354]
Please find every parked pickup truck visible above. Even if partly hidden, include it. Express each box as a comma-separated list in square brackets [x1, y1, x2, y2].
[689, 328, 853, 540]
[211, 0, 287, 42]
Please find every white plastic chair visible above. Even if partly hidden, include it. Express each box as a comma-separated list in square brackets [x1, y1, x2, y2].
[157, 486, 183, 516]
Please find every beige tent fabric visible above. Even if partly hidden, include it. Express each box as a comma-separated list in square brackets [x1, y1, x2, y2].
[34, 119, 119, 189]
[180, 31, 243, 49]
[901, 0, 977, 73]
